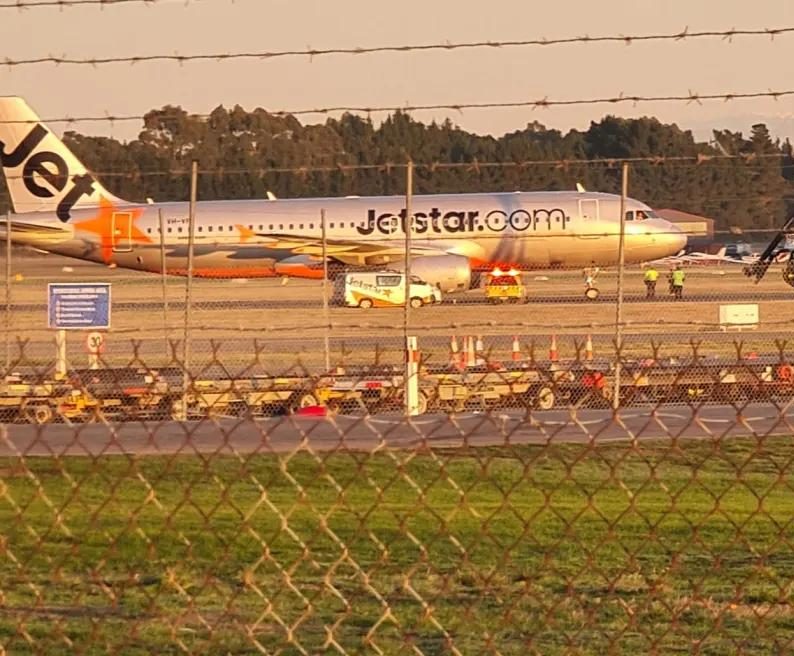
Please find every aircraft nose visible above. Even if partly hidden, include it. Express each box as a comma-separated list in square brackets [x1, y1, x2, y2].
[654, 219, 687, 255]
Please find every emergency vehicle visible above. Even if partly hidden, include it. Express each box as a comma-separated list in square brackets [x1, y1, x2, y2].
[335, 272, 442, 308]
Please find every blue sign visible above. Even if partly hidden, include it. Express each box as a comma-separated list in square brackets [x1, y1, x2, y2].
[48, 283, 111, 330]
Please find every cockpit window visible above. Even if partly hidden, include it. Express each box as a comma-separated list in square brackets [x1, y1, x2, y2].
[625, 211, 635, 222]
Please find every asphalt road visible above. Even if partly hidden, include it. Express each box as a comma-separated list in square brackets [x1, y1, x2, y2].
[2, 402, 790, 457]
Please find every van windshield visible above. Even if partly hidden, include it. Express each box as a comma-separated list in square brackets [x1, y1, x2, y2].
[375, 275, 402, 286]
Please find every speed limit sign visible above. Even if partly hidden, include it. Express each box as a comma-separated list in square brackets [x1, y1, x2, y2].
[85, 331, 105, 354]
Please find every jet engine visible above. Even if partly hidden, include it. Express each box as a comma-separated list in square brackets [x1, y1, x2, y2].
[391, 254, 472, 293]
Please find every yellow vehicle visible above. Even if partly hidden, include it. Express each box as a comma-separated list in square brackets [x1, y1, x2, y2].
[484, 268, 527, 303]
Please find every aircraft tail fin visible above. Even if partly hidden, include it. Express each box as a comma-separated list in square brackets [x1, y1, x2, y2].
[0, 97, 124, 218]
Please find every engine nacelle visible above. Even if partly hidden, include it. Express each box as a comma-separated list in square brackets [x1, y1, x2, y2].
[391, 254, 472, 293]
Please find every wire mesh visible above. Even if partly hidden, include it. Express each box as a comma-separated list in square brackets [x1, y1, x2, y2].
[2, 160, 794, 654]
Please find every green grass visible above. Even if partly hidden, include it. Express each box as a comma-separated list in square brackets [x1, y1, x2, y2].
[1, 438, 794, 654]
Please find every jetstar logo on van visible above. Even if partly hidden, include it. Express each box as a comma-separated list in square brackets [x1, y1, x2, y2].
[357, 207, 570, 236]
[0, 123, 97, 222]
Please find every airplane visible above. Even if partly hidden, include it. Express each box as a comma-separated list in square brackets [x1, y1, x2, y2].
[0, 97, 687, 294]
[653, 242, 760, 267]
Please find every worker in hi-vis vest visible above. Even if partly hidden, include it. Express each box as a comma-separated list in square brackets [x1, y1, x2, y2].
[670, 264, 686, 299]
[643, 265, 659, 299]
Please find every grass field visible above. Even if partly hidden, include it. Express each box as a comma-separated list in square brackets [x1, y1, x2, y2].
[1, 436, 793, 654]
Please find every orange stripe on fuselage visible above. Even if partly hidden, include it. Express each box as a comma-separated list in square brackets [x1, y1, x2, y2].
[161, 264, 325, 279]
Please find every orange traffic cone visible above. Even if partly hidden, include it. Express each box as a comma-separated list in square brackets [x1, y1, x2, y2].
[585, 334, 593, 361]
[512, 336, 521, 362]
[549, 334, 559, 362]
[476, 335, 484, 353]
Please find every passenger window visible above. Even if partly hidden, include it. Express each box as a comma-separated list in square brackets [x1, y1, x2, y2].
[625, 211, 634, 221]
[208, 226, 213, 232]
[376, 275, 402, 286]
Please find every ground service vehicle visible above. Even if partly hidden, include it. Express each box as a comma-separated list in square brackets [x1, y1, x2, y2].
[335, 272, 442, 309]
[484, 268, 527, 303]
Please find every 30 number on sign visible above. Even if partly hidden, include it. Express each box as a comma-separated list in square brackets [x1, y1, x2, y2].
[86, 331, 105, 354]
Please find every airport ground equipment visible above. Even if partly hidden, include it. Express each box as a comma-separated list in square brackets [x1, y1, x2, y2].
[0, 350, 792, 424]
[743, 216, 794, 286]
[484, 268, 528, 304]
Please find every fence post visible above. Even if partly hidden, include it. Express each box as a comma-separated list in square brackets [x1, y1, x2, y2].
[321, 208, 330, 373]
[405, 335, 420, 416]
[613, 161, 629, 410]
[180, 161, 198, 421]
[5, 211, 10, 373]
[158, 208, 169, 362]
[403, 161, 414, 417]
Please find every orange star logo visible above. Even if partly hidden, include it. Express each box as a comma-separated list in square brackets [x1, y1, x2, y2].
[236, 224, 257, 243]
[73, 197, 150, 264]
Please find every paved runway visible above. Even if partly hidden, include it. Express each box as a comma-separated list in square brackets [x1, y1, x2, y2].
[7, 290, 794, 313]
[2, 402, 791, 457]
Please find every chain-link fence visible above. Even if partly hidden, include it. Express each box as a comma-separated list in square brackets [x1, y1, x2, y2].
[2, 161, 794, 654]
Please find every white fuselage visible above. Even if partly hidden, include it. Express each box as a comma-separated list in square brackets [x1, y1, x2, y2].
[6, 190, 687, 278]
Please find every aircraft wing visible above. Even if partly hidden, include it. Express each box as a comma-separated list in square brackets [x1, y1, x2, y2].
[651, 253, 761, 267]
[251, 232, 450, 265]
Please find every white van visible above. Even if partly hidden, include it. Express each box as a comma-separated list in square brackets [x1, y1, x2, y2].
[335, 272, 442, 308]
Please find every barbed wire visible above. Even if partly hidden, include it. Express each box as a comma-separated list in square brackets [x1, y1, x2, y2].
[3, 89, 793, 126]
[0, 152, 784, 182]
[2, 25, 793, 63]
[0, 0, 206, 9]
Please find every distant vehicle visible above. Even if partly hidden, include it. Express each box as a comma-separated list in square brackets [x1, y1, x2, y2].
[484, 268, 527, 303]
[335, 272, 441, 308]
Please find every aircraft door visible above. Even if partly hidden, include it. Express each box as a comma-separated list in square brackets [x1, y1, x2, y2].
[578, 199, 599, 221]
[112, 212, 133, 252]
[577, 199, 600, 239]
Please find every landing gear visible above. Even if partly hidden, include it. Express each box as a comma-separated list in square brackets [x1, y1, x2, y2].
[583, 265, 600, 300]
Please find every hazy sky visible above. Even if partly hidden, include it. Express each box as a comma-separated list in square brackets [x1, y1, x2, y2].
[4, 0, 794, 143]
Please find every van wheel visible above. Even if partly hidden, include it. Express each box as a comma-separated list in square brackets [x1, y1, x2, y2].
[358, 298, 373, 309]
[410, 297, 423, 309]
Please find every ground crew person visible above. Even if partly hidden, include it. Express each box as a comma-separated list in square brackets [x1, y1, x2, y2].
[643, 265, 659, 299]
[671, 264, 686, 299]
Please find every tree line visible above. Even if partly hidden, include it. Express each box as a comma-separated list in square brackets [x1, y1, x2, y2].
[1, 106, 793, 231]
